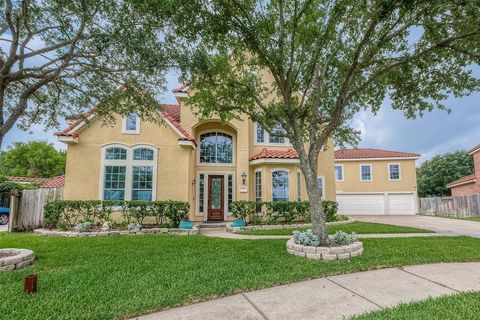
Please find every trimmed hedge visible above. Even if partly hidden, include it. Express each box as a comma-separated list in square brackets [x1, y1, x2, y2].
[44, 200, 190, 230]
[231, 200, 340, 225]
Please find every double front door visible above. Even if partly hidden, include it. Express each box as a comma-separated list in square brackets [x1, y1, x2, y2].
[207, 175, 224, 221]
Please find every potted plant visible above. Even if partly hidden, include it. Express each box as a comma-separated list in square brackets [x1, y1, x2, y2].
[231, 201, 256, 227]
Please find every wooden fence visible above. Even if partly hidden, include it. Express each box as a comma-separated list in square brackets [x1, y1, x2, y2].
[419, 195, 480, 218]
[10, 188, 63, 231]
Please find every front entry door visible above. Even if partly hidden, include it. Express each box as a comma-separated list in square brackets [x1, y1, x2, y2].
[208, 175, 224, 221]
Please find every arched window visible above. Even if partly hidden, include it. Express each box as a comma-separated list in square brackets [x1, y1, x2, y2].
[105, 147, 127, 160]
[133, 148, 154, 161]
[272, 170, 289, 202]
[199, 132, 233, 164]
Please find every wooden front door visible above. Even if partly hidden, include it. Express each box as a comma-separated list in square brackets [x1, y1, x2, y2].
[208, 175, 224, 221]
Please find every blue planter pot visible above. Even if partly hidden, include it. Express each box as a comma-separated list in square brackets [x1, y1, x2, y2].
[232, 219, 246, 227]
[179, 220, 193, 229]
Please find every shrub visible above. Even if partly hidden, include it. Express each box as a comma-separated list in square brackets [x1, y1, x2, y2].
[150, 201, 167, 225]
[74, 221, 92, 233]
[127, 200, 152, 225]
[164, 200, 190, 227]
[231, 200, 256, 221]
[322, 200, 339, 222]
[293, 229, 320, 247]
[333, 231, 358, 246]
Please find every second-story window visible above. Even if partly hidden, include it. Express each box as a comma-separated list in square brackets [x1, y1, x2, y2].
[199, 132, 233, 164]
[360, 164, 372, 181]
[123, 113, 140, 134]
[389, 163, 401, 180]
[254, 122, 289, 145]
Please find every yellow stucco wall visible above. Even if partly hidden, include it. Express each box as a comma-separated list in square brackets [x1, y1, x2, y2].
[334, 159, 418, 193]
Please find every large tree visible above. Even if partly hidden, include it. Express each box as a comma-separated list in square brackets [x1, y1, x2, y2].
[0, 140, 66, 177]
[168, 0, 480, 245]
[0, 0, 176, 148]
[417, 150, 474, 197]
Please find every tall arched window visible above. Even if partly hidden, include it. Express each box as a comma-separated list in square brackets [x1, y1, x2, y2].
[199, 132, 233, 164]
[272, 170, 289, 202]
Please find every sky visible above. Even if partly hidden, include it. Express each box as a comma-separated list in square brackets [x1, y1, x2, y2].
[4, 66, 480, 165]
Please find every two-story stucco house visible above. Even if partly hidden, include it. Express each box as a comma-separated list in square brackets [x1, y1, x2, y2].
[334, 148, 420, 215]
[55, 84, 336, 222]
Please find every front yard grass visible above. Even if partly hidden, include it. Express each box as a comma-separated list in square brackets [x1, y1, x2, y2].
[0, 233, 478, 319]
[236, 221, 433, 236]
[352, 292, 480, 320]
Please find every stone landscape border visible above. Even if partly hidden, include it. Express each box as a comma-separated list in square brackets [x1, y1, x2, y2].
[0, 248, 36, 271]
[286, 238, 363, 261]
[34, 226, 199, 237]
[226, 219, 355, 232]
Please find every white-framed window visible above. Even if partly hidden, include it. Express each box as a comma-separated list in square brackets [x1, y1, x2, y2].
[388, 163, 401, 180]
[254, 122, 290, 146]
[199, 132, 233, 164]
[198, 174, 205, 213]
[297, 170, 302, 201]
[227, 173, 233, 213]
[100, 144, 157, 201]
[122, 113, 140, 134]
[272, 170, 289, 201]
[360, 164, 372, 181]
[317, 176, 325, 198]
[335, 165, 344, 181]
[255, 170, 262, 202]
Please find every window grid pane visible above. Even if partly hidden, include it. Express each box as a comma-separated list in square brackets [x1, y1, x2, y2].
[126, 113, 137, 131]
[297, 171, 302, 201]
[335, 165, 343, 181]
[256, 123, 264, 143]
[105, 147, 127, 160]
[227, 174, 233, 212]
[317, 177, 324, 197]
[272, 170, 289, 202]
[132, 166, 153, 200]
[199, 174, 205, 213]
[200, 132, 233, 164]
[269, 124, 286, 143]
[255, 171, 262, 201]
[361, 165, 371, 180]
[133, 148, 154, 160]
[103, 165, 126, 200]
[389, 164, 400, 180]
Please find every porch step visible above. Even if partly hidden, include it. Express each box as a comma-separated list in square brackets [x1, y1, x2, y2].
[197, 222, 227, 230]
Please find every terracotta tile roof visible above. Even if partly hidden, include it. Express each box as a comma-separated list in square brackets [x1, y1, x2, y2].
[446, 173, 476, 188]
[469, 144, 480, 154]
[41, 175, 65, 189]
[249, 148, 299, 161]
[160, 107, 195, 142]
[334, 148, 420, 160]
[55, 108, 96, 137]
[8, 176, 47, 184]
[172, 83, 189, 93]
[161, 104, 181, 122]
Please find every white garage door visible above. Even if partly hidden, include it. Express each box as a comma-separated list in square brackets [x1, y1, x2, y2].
[388, 194, 416, 215]
[336, 193, 416, 215]
[336, 194, 385, 215]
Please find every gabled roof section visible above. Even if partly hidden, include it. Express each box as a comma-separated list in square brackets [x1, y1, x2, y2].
[249, 148, 299, 161]
[8, 176, 47, 184]
[446, 173, 476, 188]
[172, 83, 189, 93]
[334, 148, 420, 160]
[469, 144, 480, 155]
[54, 103, 195, 144]
[41, 175, 65, 189]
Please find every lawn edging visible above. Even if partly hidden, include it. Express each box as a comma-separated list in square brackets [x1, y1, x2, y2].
[286, 238, 364, 260]
[226, 219, 355, 232]
[33, 226, 199, 237]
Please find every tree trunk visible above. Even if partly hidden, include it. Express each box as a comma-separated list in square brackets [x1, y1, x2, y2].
[303, 170, 329, 245]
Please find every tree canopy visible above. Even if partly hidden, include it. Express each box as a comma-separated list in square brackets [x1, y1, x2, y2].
[0, 141, 66, 178]
[417, 150, 474, 197]
[0, 0, 178, 148]
[165, 0, 480, 244]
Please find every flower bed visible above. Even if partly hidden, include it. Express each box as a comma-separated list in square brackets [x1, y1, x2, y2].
[226, 219, 355, 232]
[286, 238, 363, 260]
[34, 226, 199, 237]
[0, 248, 36, 271]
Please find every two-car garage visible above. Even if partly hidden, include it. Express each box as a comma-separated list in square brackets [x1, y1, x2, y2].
[336, 193, 417, 215]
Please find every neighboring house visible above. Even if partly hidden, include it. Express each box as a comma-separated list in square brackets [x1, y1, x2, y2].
[55, 85, 335, 222]
[334, 148, 420, 215]
[446, 144, 480, 196]
[7, 176, 65, 189]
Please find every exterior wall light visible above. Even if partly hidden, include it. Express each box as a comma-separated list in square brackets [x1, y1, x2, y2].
[241, 172, 247, 185]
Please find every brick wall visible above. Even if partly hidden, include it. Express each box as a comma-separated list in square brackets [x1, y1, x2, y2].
[451, 150, 480, 196]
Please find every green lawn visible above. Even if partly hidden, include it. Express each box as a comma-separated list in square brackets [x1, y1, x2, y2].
[236, 221, 433, 236]
[0, 233, 479, 319]
[352, 292, 480, 320]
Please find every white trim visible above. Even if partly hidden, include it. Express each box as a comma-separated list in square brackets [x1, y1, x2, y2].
[197, 129, 235, 167]
[196, 171, 236, 221]
[334, 164, 344, 182]
[250, 158, 300, 165]
[447, 179, 477, 188]
[158, 112, 187, 139]
[99, 144, 157, 201]
[359, 164, 373, 181]
[335, 156, 420, 162]
[297, 170, 302, 201]
[173, 92, 189, 98]
[253, 122, 292, 147]
[57, 136, 78, 144]
[178, 140, 196, 148]
[469, 147, 480, 155]
[67, 113, 96, 134]
[336, 191, 416, 195]
[122, 114, 141, 134]
[255, 169, 262, 202]
[388, 163, 401, 181]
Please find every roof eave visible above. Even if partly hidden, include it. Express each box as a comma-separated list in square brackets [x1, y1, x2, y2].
[335, 156, 420, 161]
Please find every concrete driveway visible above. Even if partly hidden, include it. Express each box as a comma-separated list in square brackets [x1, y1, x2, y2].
[351, 215, 480, 238]
[0, 224, 7, 232]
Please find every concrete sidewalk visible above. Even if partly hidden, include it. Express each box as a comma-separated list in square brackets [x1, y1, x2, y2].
[134, 262, 480, 320]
